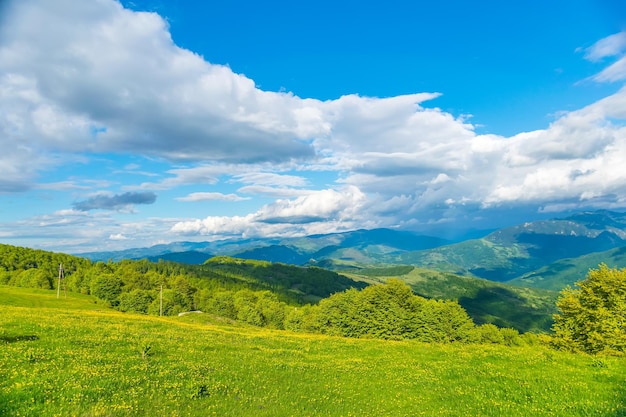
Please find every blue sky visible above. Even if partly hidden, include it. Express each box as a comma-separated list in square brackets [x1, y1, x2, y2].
[1, 0, 626, 253]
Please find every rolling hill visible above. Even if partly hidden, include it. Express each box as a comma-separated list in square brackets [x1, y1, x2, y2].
[77, 211, 626, 289]
[79, 228, 452, 265]
[3, 286, 624, 417]
[508, 245, 626, 291]
[390, 210, 626, 282]
[344, 266, 558, 333]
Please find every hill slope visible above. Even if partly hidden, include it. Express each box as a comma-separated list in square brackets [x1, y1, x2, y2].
[78, 228, 451, 266]
[344, 267, 557, 332]
[393, 210, 626, 282]
[509, 246, 626, 291]
[0, 243, 556, 333]
[2, 286, 624, 417]
[75, 211, 626, 291]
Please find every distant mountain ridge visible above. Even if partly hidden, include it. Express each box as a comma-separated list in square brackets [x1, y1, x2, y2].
[77, 210, 626, 291]
[509, 245, 626, 291]
[78, 228, 452, 265]
[391, 210, 626, 282]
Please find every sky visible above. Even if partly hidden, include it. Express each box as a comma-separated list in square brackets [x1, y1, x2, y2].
[1, 0, 626, 254]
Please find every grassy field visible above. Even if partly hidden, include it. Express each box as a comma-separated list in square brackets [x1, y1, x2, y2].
[1, 285, 625, 416]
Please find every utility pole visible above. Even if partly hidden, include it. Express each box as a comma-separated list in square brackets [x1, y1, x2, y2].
[159, 284, 163, 316]
[57, 264, 65, 299]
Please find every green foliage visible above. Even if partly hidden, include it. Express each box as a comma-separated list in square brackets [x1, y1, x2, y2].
[202, 290, 237, 319]
[475, 325, 524, 346]
[308, 279, 477, 342]
[148, 288, 192, 316]
[552, 264, 626, 355]
[203, 256, 367, 302]
[0, 244, 546, 345]
[233, 290, 264, 326]
[357, 265, 415, 277]
[510, 246, 626, 291]
[0, 245, 366, 320]
[90, 274, 123, 306]
[345, 267, 558, 333]
[476, 324, 505, 344]
[284, 305, 320, 333]
[118, 289, 155, 314]
[13, 269, 53, 289]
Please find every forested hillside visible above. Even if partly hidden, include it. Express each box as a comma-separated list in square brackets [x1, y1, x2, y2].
[0, 244, 363, 313]
[0, 244, 533, 344]
[345, 266, 557, 333]
[76, 211, 626, 293]
[510, 246, 626, 290]
[389, 211, 626, 282]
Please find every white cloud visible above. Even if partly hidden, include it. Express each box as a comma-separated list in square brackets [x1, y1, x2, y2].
[232, 172, 309, 187]
[584, 31, 626, 82]
[237, 185, 311, 198]
[172, 186, 367, 238]
[584, 32, 626, 62]
[176, 192, 250, 202]
[2, 1, 626, 248]
[0, 0, 321, 172]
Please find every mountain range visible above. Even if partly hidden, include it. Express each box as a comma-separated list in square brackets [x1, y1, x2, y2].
[79, 209, 626, 292]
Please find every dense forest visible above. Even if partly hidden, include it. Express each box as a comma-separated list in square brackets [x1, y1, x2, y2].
[1, 244, 624, 353]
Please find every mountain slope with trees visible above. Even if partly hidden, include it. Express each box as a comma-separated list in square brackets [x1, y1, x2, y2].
[392, 210, 626, 282]
[509, 246, 626, 291]
[344, 266, 557, 333]
[76, 211, 626, 293]
[0, 243, 555, 334]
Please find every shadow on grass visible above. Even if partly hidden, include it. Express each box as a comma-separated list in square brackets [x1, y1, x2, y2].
[0, 334, 39, 343]
[458, 286, 555, 333]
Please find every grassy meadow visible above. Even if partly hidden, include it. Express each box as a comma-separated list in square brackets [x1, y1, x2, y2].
[1, 285, 625, 416]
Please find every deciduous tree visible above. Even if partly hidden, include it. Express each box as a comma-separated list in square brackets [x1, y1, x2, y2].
[552, 264, 626, 354]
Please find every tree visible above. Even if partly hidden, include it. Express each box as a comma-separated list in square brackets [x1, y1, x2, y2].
[552, 264, 626, 354]
[119, 289, 155, 314]
[14, 268, 52, 289]
[314, 279, 477, 342]
[90, 274, 123, 306]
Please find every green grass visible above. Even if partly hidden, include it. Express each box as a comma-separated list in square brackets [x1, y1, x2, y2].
[1, 286, 625, 416]
[0, 285, 105, 310]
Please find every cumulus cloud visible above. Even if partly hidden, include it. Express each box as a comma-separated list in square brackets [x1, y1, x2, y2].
[2, 0, 626, 248]
[73, 192, 157, 211]
[0, 0, 320, 172]
[172, 186, 367, 238]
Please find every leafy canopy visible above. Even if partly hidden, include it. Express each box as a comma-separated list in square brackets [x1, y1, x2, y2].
[552, 264, 626, 354]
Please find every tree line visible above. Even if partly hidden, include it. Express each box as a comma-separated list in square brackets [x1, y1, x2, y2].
[1, 244, 624, 354]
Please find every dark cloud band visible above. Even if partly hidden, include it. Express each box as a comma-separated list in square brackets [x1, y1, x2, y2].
[73, 192, 157, 211]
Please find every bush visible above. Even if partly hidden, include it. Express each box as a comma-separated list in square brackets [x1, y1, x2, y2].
[500, 328, 523, 346]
